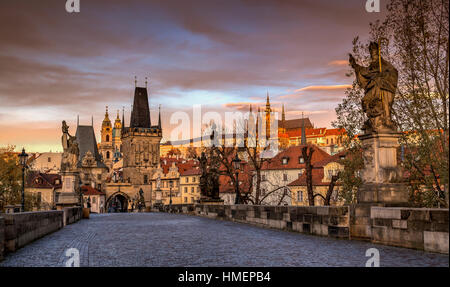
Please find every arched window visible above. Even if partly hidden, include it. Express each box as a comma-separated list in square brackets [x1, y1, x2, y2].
[106, 135, 110, 142]
[106, 151, 110, 159]
[331, 138, 334, 145]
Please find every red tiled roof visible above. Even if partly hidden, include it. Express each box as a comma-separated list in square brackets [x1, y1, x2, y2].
[26, 171, 62, 188]
[81, 185, 105, 196]
[313, 150, 347, 167]
[287, 168, 340, 186]
[261, 145, 331, 170]
[180, 167, 201, 176]
[324, 128, 346, 136]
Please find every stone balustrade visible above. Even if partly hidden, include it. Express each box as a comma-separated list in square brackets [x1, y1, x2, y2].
[0, 207, 83, 260]
[164, 204, 351, 239]
[370, 207, 449, 254]
[163, 204, 449, 254]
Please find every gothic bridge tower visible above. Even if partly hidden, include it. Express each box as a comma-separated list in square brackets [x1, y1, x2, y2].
[122, 84, 162, 186]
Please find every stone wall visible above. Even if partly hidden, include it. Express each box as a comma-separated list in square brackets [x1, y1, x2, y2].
[370, 207, 449, 254]
[63, 207, 82, 226]
[166, 204, 351, 239]
[165, 204, 449, 254]
[1, 211, 63, 254]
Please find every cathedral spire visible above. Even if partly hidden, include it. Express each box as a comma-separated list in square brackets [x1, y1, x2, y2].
[77, 115, 79, 127]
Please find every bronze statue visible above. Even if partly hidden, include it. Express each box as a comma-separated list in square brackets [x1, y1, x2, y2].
[349, 41, 398, 133]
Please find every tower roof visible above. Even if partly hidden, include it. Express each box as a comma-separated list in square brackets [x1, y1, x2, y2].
[75, 125, 107, 168]
[130, 87, 151, 128]
[102, 106, 111, 128]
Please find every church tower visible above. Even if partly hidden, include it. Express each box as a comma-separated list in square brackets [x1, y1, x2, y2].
[99, 106, 114, 168]
[122, 84, 162, 187]
[112, 110, 122, 161]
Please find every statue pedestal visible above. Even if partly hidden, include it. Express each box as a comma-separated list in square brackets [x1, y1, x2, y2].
[360, 131, 402, 184]
[58, 171, 81, 207]
[353, 131, 409, 240]
[358, 131, 409, 206]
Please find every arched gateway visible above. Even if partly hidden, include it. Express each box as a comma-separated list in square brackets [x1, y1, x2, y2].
[107, 192, 130, 213]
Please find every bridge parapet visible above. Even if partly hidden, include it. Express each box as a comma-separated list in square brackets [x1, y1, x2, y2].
[165, 204, 350, 239]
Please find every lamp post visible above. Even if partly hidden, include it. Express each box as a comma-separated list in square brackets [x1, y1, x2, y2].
[232, 154, 241, 205]
[18, 148, 28, 212]
[169, 180, 173, 212]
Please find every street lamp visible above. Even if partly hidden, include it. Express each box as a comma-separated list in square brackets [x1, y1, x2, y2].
[232, 153, 241, 205]
[18, 148, 28, 212]
[169, 180, 174, 212]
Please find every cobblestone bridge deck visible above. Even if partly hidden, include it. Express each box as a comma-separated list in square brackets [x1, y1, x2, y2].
[1, 213, 448, 267]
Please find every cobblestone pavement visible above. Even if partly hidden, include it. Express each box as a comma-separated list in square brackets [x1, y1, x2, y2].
[1, 213, 448, 267]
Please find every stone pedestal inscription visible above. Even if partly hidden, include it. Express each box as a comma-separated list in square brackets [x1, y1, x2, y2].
[360, 132, 402, 184]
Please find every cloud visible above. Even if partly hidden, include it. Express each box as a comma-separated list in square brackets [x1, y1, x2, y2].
[328, 60, 349, 66]
[294, 85, 352, 93]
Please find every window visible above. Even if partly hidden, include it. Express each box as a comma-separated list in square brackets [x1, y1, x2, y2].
[97, 174, 101, 181]
[283, 174, 288, 181]
[298, 171, 303, 178]
[184, 197, 187, 203]
[331, 138, 334, 145]
[299, 157, 304, 164]
[37, 192, 42, 203]
[261, 174, 266, 181]
[48, 157, 51, 162]
[191, 197, 194, 203]
[261, 188, 266, 196]
[191, 187, 194, 193]
[297, 190, 303, 202]
[282, 157, 288, 165]
[185, 177, 189, 183]
[106, 135, 110, 142]
[184, 187, 188, 193]
[93, 197, 97, 204]
[106, 151, 110, 159]
[144, 175, 148, 184]
[193, 177, 196, 183]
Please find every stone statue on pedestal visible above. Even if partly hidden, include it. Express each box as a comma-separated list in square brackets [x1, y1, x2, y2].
[350, 41, 408, 206]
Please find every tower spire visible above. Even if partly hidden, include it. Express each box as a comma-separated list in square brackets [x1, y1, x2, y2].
[77, 115, 79, 127]
[158, 104, 162, 129]
[145, 77, 148, 88]
[134, 76, 137, 87]
[301, 112, 306, 145]
[122, 106, 125, 128]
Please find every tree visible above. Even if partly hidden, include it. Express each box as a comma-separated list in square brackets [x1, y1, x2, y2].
[334, 0, 449, 207]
